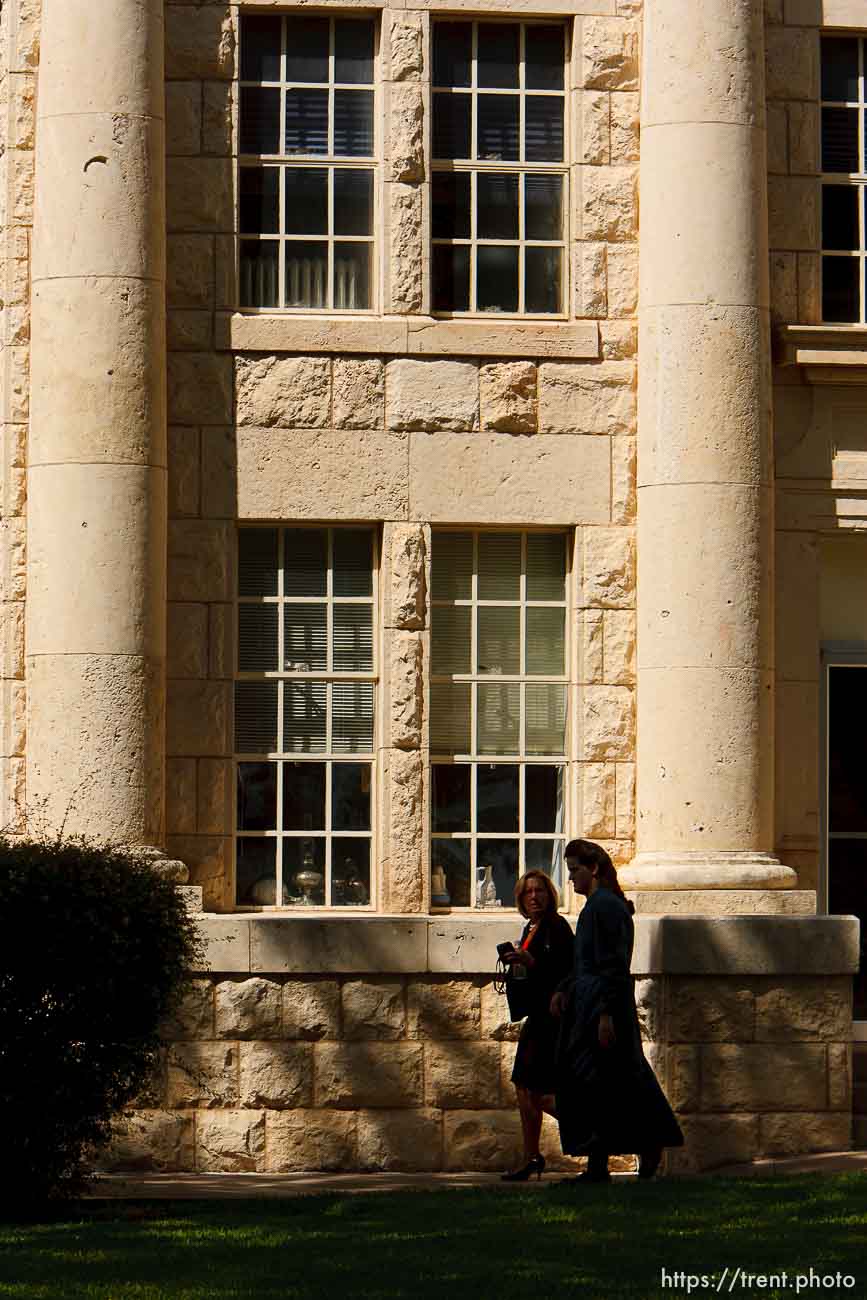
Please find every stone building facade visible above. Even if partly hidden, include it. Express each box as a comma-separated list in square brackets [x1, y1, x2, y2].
[0, 0, 863, 1173]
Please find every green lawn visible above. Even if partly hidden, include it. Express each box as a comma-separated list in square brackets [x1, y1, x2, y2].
[1, 1177, 866, 1300]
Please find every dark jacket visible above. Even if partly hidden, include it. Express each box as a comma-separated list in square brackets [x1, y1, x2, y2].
[556, 885, 683, 1156]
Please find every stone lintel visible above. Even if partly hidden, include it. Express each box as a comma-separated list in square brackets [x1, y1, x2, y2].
[192, 913, 859, 978]
[218, 312, 599, 360]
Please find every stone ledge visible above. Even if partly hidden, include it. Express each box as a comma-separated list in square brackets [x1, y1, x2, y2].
[779, 325, 867, 382]
[217, 313, 599, 360]
[193, 913, 861, 978]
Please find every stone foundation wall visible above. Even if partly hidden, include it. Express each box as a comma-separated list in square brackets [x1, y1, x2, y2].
[104, 915, 858, 1175]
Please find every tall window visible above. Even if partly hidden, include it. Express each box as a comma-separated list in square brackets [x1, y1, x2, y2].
[431, 21, 568, 316]
[821, 36, 867, 322]
[429, 531, 569, 909]
[235, 527, 377, 908]
[239, 14, 377, 311]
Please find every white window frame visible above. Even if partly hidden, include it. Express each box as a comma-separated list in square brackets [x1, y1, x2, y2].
[430, 18, 570, 320]
[238, 12, 380, 314]
[820, 34, 867, 324]
[429, 528, 571, 909]
[234, 525, 379, 911]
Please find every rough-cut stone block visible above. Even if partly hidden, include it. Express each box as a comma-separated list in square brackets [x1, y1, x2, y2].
[407, 979, 482, 1040]
[573, 242, 607, 319]
[666, 979, 755, 1043]
[479, 362, 537, 434]
[580, 92, 609, 165]
[167, 158, 234, 233]
[480, 981, 523, 1041]
[168, 353, 232, 424]
[165, 82, 202, 156]
[701, 1044, 827, 1112]
[196, 1110, 265, 1173]
[168, 310, 213, 352]
[389, 632, 423, 750]
[215, 977, 283, 1040]
[202, 80, 235, 157]
[668, 1114, 759, 1174]
[765, 26, 819, 102]
[282, 980, 341, 1041]
[581, 763, 616, 837]
[167, 235, 214, 308]
[600, 321, 637, 361]
[788, 102, 819, 177]
[167, 1042, 238, 1108]
[381, 748, 426, 914]
[581, 527, 635, 608]
[239, 1042, 313, 1108]
[603, 609, 635, 684]
[754, 979, 852, 1042]
[766, 103, 788, 175]
[167, 680, 230, 756]
[315, 1043, 423, 1108]
[161, 978, 214, 1041]
[387, 359, 478, 432]
[266, 1110, 357, 1172]
[168, 520, 232, 602]
[357, 1109, 443, 1171]
[388, 524, 427, 631]
[798, 252, 821, 325]
[0, 601, 25, 681]
[759, 1112, 851, 1158]
[388, 184, 424, 314]
[166, 7, 235, 80]
[582, 18, 639, 91]
[539, 361, 635, 435]
[443, 1110, 523, 1171]
[606, 243, 637, 318]
[828, 1043, 851, 1111]
[610, 92, 639, 163]
[615, 762, 635, 839]
[0, 681, 25, 757]
[768, 176, 819, 251]
[168, 426, 200, 519]
[237, 427, 409, 522]
[581, 686, 635, 761]
[103, 1111, 195, 1173]
[581, 165, 638, 242]
[387, 12, 424, 82]
[770, 252, 798, 325]
[168, 600, 210, 681]
[0, 520, 26, 602]
[166, 756, 197, 836]
[199, 425, 234, 520]
[611, 436, 636, 525]
[388, 83, 424, 183]
[209, 604, 232, 680]
[332, 358, 384, 429]
[197, 758, 232, 835]
[581, 609, 604, 684]
[342, 980, 406, 1041]
[667, 1045, 700, 1113]
[634, 978, 660, 1042]
[236, 355, 330, 428]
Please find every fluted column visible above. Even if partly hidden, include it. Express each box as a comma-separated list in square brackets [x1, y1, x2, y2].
[27, 0, 167, 844]
[621, 0, 795, 891]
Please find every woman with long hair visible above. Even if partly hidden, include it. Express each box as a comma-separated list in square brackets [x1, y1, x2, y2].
[551, 839, 683, 1182]
[499, 869, 574, 1181]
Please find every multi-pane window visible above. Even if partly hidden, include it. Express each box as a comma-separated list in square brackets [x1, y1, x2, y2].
[821, 36, 867, 322]
[239, 14, 377, 311]
[235, 527, 377, 908]
[429, 531, 569, 909]
[431, 21, 568, 316]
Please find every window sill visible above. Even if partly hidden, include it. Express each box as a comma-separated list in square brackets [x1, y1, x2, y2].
[216, 311, 599, 360]
[780, 325, 867, 384]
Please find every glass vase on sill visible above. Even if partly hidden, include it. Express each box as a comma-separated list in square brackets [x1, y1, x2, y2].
[478, 862, 500, 908]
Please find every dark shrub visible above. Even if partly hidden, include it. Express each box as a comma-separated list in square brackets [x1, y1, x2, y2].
[0, 838, 202, 1210]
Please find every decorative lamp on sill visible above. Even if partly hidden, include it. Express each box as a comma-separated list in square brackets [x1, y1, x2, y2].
[431, 864, 451, 907]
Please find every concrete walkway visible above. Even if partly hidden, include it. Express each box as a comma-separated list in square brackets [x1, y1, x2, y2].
[88, 1151, 867, 1199]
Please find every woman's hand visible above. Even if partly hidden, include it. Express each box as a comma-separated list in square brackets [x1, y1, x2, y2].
[550, 991, 566, 1018]
[598, 1012, 616, 1049]
[506, 948, 535, 969]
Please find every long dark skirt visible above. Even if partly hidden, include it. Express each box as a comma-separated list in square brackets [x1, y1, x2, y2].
[511, 1013, 559, 1094]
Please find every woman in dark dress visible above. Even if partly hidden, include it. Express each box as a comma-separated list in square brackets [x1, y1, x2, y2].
[552, 839, 683, 1182]
[500, 870, 574, 1182]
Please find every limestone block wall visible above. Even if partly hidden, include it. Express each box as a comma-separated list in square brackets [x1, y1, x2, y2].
[0, 0, 37, 834]
[105, 914, 858, 1174]
[160, 2, 643, 912]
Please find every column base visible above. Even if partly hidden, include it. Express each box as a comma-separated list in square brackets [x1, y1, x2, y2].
[619, 852, 798, 891]
[627, 889, 816, 917]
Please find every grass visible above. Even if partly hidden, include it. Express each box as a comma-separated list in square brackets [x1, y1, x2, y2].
[1, 1177, 866, 1300]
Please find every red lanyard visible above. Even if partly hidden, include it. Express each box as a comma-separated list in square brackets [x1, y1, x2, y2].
[521, 923, 539, 951]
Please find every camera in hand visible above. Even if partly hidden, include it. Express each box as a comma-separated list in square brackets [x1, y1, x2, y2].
[497, 941, 516, 958]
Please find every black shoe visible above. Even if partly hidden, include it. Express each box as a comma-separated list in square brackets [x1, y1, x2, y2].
[501, 1154, 546, 1182]
[638, 1148, 662, 1180]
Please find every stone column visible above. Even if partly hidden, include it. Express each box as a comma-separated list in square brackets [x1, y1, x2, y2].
[621, 0, 796, 894]
[26, 0, 168, 844]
